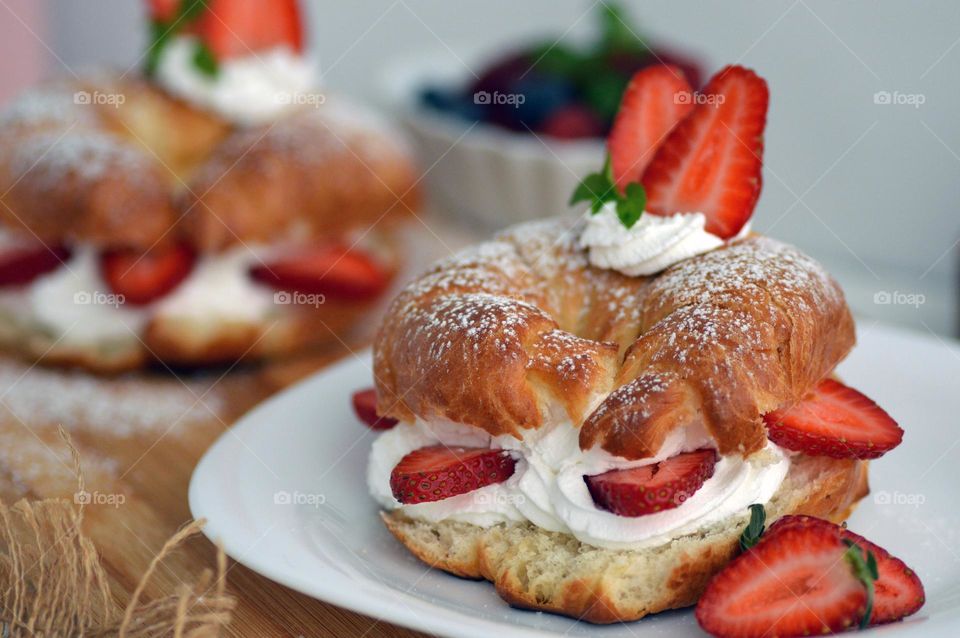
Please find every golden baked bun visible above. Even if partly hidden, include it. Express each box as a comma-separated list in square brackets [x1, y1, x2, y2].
[374, 218, 854, 458]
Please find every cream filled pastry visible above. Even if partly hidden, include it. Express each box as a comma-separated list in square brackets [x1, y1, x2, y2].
[0, 0, 419, 372]
[352, 64, 913, 628]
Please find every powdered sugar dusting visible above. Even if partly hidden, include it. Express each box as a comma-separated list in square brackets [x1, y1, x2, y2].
[194, 102, 408, 185]
[0, 86, 90, 131]
[378, 219, 849, 447]
[0, 426, 119, 492]
[647, 237, 842, 319]
[0, 361, 223, 437]
[10, 131, 150, 189]
[406, 292, 546, 368]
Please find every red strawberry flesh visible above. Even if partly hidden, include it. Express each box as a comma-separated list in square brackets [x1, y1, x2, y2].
[764, 379, 903, 459]
[642, 65, 768, 238]
[351, 388, 398, 431]
[584, 448, 717, 517]
[0, 244, 71, 287]
[609, 64, 694, 189]
[194, 0, 303, 60]
[148, 0, 180, 22]
[842, 529, 925, 624]
[696, 522, 867, 637]
[759, 515, 925, 626]
[390, 446, 516, 504]
[250, 244, 389, 302]
[100, 243, 195, 306]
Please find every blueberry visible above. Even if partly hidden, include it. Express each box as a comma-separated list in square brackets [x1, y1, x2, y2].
[420, 85, 484, 122]
[501, 76, 576, 129]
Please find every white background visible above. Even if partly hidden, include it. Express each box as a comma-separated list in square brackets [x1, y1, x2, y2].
[10, 0, 960, 336]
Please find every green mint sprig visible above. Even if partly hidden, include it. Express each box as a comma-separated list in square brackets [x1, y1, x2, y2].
[569, 156, 647, 229]
[844, 539, 879, 629]
[145, 0, 218, 78]
[738, 504, 766, 552]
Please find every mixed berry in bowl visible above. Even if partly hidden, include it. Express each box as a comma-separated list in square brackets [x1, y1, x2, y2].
[419, 4, 701, 140]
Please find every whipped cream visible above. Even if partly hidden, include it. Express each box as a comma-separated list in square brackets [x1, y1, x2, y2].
[155, 245, 275, 322]
[0, 239, 275, 345]
[154, 37, 317, 125]
[579, 202, 748, 276]
[13, 246, 148, 345]
[368, 416, 790, 550]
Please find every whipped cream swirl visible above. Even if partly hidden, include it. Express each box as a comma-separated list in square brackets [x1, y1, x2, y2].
[154, 37, 317, 125]
[368, 416, 790, 550]
[579, 202, 747, 276]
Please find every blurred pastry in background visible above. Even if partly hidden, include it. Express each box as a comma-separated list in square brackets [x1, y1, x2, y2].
[0, 0, 420, 373]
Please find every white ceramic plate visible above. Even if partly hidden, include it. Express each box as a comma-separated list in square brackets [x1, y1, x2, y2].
[190, 322, 960, 637]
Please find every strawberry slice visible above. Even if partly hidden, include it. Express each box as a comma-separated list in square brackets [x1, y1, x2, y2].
[194, 0, 303, 60]
[0, 244, 71, 287]
[249, 244, 390, 302]
[763, 379, 904, 459]
[642, 65, 768, 238]
[609, 65, 694, 189]
[100, 243, 196, 306]
[390, 446, 516, 504]
[696, 521, 868, 637]
[351, 388, 398, 431]
[842, 529, 925, 625]
[584, 449, 717, 517]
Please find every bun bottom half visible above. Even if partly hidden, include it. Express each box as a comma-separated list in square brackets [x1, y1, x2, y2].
[382, 454, 869, 624]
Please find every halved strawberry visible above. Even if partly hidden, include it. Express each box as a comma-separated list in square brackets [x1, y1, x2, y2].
[842, 529, 925, 625]
[764, 379, 904, 459]
[765, 515, 925, 626]
[194, 0, 303, 61]
[642, 65, 768, 238]
[390, 446, 516, 504]
[100, 243, 196, 306]
[0, 244, 71, 287]
[609, 65, 694, 189]
[351, 388, 398, 431]
[696, 522, 868, 637]
[249, 244, 390, 302]
[584, 449, 717, 517]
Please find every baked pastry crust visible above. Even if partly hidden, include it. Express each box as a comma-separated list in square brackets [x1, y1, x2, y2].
[374, 219, 855, 459]
[382, 455, 869, 623]
[0, 75, 419, 251]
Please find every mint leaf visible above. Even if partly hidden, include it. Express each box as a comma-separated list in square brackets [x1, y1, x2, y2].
[144, 0, 211, 77]
[844, 539, 878, 628]
[532, 43, 586, 78]
[618, 182, 646, 228]
[570, 155, 646, 228]
[178, 0, 208, 22]
[598, 3, 649, 54]
[738, 504, 766, 551]
[192, 41, 219, 77]
[569, 172, 613, 208]
[144, 20, 169, 77]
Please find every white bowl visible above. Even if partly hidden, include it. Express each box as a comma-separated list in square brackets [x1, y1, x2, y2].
[380, 48, 604, 229]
